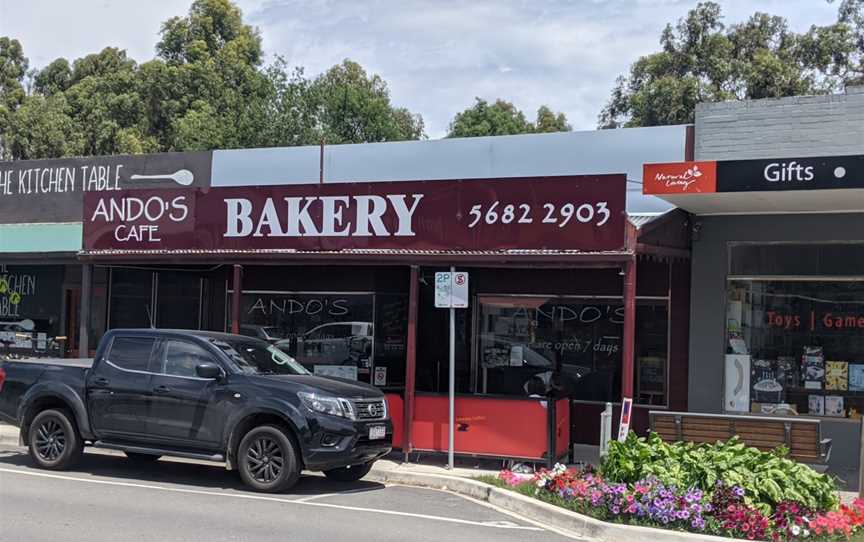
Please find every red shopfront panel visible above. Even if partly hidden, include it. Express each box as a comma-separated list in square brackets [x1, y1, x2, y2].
[411, 395, 549, 460]
[384, 393, 404, 449]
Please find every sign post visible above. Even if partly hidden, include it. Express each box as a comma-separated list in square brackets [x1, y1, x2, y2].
[449, 268, 456, 471]
[617, 397, 633, 442]
[435, 269, 469, 470]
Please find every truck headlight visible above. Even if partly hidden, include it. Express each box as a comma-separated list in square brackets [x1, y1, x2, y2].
[298, 392, 355, 420]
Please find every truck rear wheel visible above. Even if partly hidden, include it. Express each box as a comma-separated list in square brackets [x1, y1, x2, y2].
[28, 409, 84, 471]
[237, 425, 300, 493]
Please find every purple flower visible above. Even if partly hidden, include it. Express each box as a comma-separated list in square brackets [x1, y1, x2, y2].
[611, 506, 620, 514]
[691, 518, 706, 530]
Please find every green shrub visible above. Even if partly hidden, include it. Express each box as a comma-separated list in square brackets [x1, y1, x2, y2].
[601, 432, 838, 514]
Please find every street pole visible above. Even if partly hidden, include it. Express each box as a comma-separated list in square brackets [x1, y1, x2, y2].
[448, 265, 456, 470]
[859, 416, 864, 498]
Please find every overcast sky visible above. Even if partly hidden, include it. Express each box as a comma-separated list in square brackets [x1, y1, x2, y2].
[0, 0, 839, 138]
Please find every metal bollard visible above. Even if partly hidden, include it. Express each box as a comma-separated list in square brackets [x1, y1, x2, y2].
[859, 417, 864, 498]
[600, 402, 613, 457]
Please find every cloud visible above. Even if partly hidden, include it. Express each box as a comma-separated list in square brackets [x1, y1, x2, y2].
[1, 0, 841, 138]
[238, 0, 838, 136]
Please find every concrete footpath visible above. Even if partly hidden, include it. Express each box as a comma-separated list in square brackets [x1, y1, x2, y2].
[0, 422, 17, 446]
[1, 421, 859, 542]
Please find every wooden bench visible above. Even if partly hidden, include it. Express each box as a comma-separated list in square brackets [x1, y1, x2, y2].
[649, 411, 832, 467]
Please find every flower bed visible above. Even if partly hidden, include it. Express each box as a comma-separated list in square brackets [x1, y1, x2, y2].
[481, 432, 864, 541]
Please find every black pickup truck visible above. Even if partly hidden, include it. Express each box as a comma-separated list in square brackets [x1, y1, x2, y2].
[0, 329, 392, 492]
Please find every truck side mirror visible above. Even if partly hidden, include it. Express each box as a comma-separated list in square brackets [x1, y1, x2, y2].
[196, 363, 224, 380]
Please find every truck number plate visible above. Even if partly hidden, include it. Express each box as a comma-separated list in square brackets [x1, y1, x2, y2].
[368, 426, 386, 440]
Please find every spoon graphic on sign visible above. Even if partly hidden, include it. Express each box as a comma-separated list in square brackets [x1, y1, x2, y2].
[130, 169, 195, 186]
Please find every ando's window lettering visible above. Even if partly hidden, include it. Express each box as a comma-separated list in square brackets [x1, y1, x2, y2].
[237, 293, 376, 382]
[476, 296, 669, 404]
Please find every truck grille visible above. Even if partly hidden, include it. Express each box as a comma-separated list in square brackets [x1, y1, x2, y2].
[353, 399, 387, 420]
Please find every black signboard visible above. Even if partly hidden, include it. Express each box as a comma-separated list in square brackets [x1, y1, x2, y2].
[717, 154, 864, 193]
[0, 151, 212, 224]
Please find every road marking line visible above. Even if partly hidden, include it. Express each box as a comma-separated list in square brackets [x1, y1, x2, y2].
[386, 482, 588, 541]
[294, 492, 339, 502]
[0, 467, 542, 532]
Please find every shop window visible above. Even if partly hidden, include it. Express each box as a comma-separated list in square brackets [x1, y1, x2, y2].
[235, 292, 377, 383]
[726, 280, 864, 419]
[730, 243, 864, 276]
[0, 265, 66, 358]
[475, 296, 668, 404]
[156, 272, 202, 329]
[415, 270, 472, 394]
[88, 267, 109, 351]
[373, 294, 409, 388]
[109, 268, 213, 331]
[109, 268, 154, 329]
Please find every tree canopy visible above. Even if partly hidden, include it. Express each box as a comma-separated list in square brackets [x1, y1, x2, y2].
[447, 98, 571, 138]
[0, 0, 425, 160]
[599, 1, 864, 128]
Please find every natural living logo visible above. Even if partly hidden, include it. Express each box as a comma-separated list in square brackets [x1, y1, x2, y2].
[654, 165, 704, 192]
[642, 161, 718, 195]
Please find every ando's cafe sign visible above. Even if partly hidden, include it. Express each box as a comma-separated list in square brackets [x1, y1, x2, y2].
[643, 154, 864, 195]
[82, 175, 627, 253]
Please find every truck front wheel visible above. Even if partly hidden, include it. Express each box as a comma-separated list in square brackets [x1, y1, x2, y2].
[237, 425, 300, 493]
[28, 409, 84, 471]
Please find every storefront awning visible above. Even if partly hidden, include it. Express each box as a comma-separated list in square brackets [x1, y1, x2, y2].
[0, 222, 82, 254]
[76, 247, 635, 266]
[643, 155, 864, 215]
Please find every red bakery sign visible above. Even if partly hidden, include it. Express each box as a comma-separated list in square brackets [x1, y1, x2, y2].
[83, 175, 626, 252]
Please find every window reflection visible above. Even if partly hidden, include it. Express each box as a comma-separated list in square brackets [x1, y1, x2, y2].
[726, 280, 864, 418]
[476, 296, 668, 404]
[238, 292, 376, 383]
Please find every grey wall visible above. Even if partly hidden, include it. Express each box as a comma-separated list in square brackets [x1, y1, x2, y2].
[695, 86, 864, 161]
[689, 213, 864, 478]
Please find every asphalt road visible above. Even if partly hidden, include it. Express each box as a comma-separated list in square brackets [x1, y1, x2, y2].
[0, 446, 578, 542]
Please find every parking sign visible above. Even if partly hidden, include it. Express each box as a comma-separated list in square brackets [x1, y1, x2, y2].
[434, 272, 469, 308]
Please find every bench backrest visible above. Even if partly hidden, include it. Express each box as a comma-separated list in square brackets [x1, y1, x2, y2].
[649, 411, 822, 463]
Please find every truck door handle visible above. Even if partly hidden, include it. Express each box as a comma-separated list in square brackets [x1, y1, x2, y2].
[93, 377, 110, 387]
[153, 385, 171, 394]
